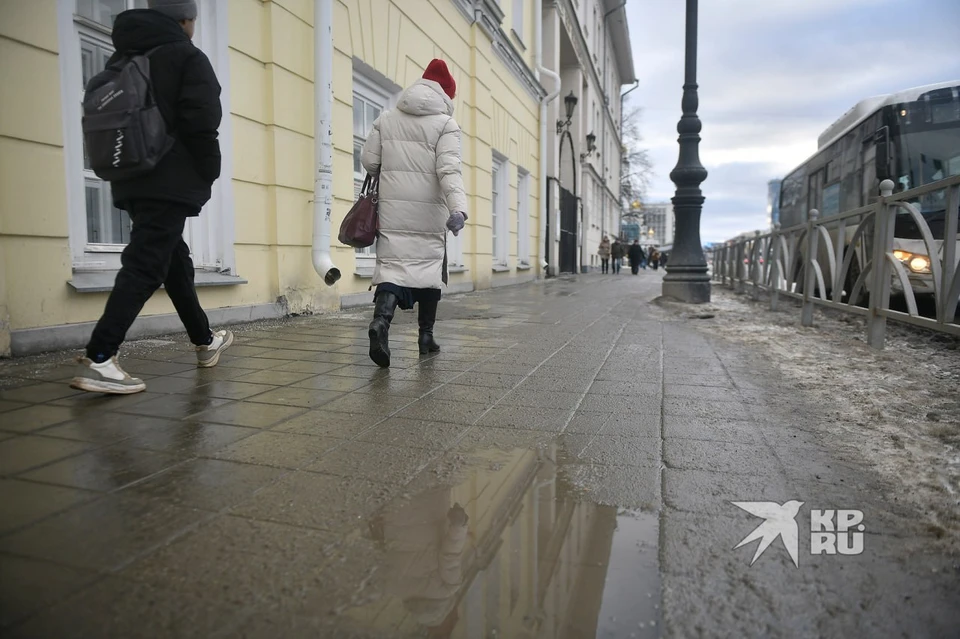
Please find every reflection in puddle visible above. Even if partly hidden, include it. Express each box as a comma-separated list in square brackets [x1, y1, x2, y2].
[339, 445, 661, 638]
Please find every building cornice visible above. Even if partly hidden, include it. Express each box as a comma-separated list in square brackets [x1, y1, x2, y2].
[452, 0, 546, 102]
[553, 0, 624, 143]
[603, 0, 636, 83]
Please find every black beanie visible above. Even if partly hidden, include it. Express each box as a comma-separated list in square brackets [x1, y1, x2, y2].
[147, 0, 198, 21]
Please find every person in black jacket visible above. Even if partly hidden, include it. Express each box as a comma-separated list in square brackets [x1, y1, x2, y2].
[71, 0, 234, 395]
[628, 241, 644, 275]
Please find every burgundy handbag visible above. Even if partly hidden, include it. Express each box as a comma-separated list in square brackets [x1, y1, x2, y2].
[338, 173, 379, 248]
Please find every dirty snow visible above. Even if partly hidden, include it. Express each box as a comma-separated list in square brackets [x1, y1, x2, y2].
[678, 287, 960, 549]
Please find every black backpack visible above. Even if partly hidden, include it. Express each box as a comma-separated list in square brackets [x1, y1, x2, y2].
[81, 46, 174, 181]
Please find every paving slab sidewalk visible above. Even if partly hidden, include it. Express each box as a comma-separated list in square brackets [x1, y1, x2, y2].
[0, 273, 957, 638]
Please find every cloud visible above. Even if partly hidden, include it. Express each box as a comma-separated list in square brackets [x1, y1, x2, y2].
[624, 0, 960, 243]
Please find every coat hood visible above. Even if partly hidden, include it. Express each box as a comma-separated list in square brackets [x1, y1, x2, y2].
[396, 79, 454, 117]
[112, 9, 191, 53]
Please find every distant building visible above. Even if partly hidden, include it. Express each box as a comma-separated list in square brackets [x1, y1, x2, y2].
[767, 179, 782, 228]
[639, 202, 674, 246]
[621, 223, 641, 243]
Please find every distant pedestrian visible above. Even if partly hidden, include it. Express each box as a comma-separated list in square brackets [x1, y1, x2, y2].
[598, 236, 611, 274]
[361, 59, 468, 368]
[649, 247, 661, 271]
[611, 239, 624, 274]
[628, 240, 644, 275]
[71, 0, 233, 395]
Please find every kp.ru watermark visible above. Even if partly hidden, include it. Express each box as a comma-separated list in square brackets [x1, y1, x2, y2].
[731, 501, 865, 567]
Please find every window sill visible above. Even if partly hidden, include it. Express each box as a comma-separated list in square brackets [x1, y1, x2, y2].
[517, 263, 532, 271]
[354, 268, 375, 279]
[492, 264, 511, 273]
[448, 265, 468, 274]
[68, 270, 247, 293]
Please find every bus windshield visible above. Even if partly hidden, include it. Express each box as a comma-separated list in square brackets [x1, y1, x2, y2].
[892, 91, 960, 239]
[895, 129, 960, 192]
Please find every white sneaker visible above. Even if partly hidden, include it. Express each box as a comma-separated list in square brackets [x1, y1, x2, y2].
[70, 356, 147, 394]
[196, 329, 234, 368]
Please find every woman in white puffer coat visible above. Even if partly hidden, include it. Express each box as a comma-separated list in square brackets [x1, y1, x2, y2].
[361, 59, 468, 368]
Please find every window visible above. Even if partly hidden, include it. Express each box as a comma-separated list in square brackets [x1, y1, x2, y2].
[512, 0, 524, 43]
[77, 0, 147, 27]
[491, 153, 508, 266]
[63, 0, 232, 273]
[80, 32, 130, 246]
[517, 168, 530, 265]
[75, 0, 149, 250]
[352, 73, 393, 265]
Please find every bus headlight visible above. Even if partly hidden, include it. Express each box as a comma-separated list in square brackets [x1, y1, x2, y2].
[908, 256, 931, 273]
[893, 250, 932, 274]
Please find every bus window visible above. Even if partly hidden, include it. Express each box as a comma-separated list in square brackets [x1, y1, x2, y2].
[840, 126, 865, 210]
[823, 183, 841, 216]
[949, 153, 960, 176]
[862, 144, 878, 205]
[780, 169, 806, 228]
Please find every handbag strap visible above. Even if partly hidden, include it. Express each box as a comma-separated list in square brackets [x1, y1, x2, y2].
[360, 173, 381, 196]
[360, 173, 372, 195]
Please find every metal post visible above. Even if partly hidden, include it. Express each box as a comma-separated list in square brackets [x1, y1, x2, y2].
[832, 218, 845, 303]
[733, 239, 746, 293]
[662, 0, 710, 303]
[751, 230, 762, 300]
[939, 183, 958, 324]
[724, 241, 732, 287]
[867, 180, 896, 347]
[718, 245, 725, 285]
[801, 209, 820, 327]
[769, 224, 781, 311]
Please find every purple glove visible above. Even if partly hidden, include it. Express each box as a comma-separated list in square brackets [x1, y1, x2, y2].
[446, 211, 468, 236]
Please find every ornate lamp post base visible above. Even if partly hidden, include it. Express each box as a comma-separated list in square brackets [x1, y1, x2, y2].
[662, 0, 710, 304]
[663, 267, 711, 303]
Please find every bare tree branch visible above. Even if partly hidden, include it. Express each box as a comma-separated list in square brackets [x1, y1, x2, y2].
[620, 106, 654, 211]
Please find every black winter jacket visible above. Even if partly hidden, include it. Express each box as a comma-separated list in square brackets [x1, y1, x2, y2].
[628, 244, 644, 263]
[107, 10, 222, 214]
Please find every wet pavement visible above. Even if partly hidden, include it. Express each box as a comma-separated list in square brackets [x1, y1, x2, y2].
[1, 273, 959, 638]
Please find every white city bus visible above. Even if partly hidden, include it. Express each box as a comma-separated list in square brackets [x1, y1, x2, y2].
[779, 81, 960, 302]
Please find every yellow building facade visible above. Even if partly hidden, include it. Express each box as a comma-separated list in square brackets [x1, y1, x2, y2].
[0, 0, 546, 356]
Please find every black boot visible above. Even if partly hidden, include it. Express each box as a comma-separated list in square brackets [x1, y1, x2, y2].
[417, 298, 441, 355]
[369, 292, 399, 368]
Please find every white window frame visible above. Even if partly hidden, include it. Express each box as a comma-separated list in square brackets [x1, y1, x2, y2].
[352, 71, 397, 268]
[512, 0, 524, 45]
[516, 167, 530, 266]
[491, 152, 509, 267]
[58, 0, 235, 274]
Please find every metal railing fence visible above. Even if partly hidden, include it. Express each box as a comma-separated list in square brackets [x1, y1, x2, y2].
[712, 176, 960, 348]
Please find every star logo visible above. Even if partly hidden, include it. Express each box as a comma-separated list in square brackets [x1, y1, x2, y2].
[731, 500, 805, 567]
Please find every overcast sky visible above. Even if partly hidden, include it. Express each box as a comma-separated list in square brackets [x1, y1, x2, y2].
[622, 0, 960, 244]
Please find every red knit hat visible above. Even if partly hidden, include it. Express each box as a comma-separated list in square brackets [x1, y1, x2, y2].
[422, 59, 456, 99]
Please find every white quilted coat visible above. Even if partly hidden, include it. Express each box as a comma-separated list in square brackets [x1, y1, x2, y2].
[361, 79, 468, 289]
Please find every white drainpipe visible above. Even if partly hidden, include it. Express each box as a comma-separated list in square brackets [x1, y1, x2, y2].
[537, 4, 561, 273]
[311, 0, 341, 286]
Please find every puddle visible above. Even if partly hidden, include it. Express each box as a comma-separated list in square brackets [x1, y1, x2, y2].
[330, 446, 662, 637]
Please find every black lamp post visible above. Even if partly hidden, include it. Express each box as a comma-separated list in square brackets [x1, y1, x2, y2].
[663, 0, 710, 303]
[580, 132, 597, 161]
[557, 91, 578, 134]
